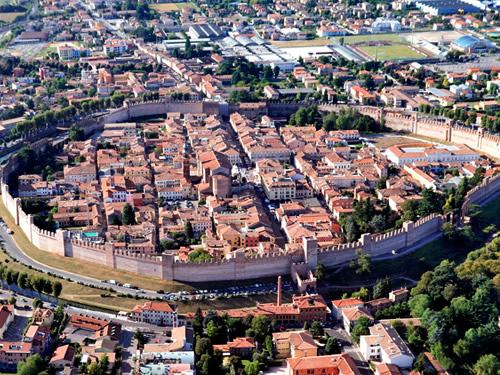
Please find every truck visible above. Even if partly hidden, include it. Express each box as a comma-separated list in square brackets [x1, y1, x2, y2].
[108, 280, 117, 285]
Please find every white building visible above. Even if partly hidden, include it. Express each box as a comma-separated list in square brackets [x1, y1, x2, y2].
[331, 298, 364, 320]
[385, 143, 479, 166]
[360, 323, 415, 368]
[130, 302, 178, 326]
[371, 18, 402, 32]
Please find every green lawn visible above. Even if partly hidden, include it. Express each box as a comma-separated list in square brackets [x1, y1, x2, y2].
[358, 44, 424, 61]
[323, 195, 500, 290]
[335, 33, 407, 44]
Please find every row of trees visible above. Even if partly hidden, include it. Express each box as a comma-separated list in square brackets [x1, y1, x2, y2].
[0, 266, 63, 298]
[8, 92, 128, 142]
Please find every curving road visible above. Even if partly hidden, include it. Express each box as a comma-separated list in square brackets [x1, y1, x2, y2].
[0, 222, 160, 299]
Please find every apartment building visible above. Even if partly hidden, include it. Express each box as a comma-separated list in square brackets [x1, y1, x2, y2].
[261, 173, 296, 201]
[130, 302, 178, 326]
[360, 323, 415, 368]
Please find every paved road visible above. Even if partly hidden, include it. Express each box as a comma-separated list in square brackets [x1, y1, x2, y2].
[0, 223, 160, 299]
[325, 328, 372, 375]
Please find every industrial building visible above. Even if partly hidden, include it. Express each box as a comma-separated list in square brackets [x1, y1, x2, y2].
[217, 35, 296, 71]
[188, 24, 225, 41]
[414, 0, 481, 15]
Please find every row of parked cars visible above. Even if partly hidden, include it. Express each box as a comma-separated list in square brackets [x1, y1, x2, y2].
[158, 281, 294, 302]
[0, 219, 13, 235]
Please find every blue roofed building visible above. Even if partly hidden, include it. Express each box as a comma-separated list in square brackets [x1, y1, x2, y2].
[415, 0, 481, 15]
[451, 35, 496, 53]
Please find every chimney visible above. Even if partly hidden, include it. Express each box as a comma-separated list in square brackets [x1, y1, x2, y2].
[277, 276, 282, 306]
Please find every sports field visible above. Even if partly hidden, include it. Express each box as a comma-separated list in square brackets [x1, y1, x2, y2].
[358, 44, 424, 60]
[151, 2, 197, 12]
[335, 33, 406, 44]
[0, 12, 23, 22]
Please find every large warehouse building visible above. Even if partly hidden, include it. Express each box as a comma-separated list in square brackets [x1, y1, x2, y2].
[414, 0, 481, 15]
[451, 35, 496, 53]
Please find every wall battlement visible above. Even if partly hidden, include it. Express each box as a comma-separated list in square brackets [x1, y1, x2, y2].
[1, 103, 500, 282]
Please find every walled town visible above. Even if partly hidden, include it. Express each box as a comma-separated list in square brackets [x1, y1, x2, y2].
[0, 0, 499, 372]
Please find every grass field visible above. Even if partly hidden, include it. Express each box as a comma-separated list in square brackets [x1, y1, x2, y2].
[358, 44, 423, 60]
[0, 12, 23, 22]
[322, 195, 500, 294]
[151, 2, 197, 12]
[271, 39, 333, 48]
[368, 135, 425, 150]
[335, 33, 406, 44]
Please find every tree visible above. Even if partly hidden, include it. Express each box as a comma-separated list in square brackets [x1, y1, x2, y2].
[325, 337, 341, 354]
[8, 296, 16, 305]
[408, 294, 431, 317]
[122, 203, 136, 225]
[30, 275, 44, 296]
[42, 278, 53, 294]
[442, 222, 458, 243]
[17, 272, 28, 290]
[376, 176, 388, 190]
[310, 321, 324, 337]
[314, 263, 326, 281]
[195, 337, 213, 356]
[351, 316, 372, 344]
[263, 66, 273, 80]
[273, 66, 280, 78]
[251, 315, 269, 342]
[184, 220, 194, 239]
[52, 281, 63, 298]
[265, 335, 273, 354]
[134, 329, 145, 348]
[344, 216, 359, 242]
[244, 361, 260, 375]
[17, 354, 46, 375]
[473, 354, 499, 375]
[32, 298, 43, 309]
[372, 276, 391, 299]
[350, 249, 371, 275]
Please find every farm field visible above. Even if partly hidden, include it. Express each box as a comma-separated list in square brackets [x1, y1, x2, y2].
[151, 2, 197, 12]
[271, 39, 333, 48]
[358, 43, 424, 60]
[0, 12, 23, 22]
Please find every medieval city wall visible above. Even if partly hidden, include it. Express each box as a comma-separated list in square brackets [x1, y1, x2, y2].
[1, 102, 500, 282]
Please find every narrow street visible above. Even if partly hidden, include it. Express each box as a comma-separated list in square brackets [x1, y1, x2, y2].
[325, 328, 372, 375]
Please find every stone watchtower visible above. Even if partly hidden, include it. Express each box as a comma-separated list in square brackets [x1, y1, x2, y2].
[303, 236, 318, 270]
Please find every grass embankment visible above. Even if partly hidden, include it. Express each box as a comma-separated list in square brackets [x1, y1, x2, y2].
[321, 195, 500, 298]
[0, 198, 290, 313]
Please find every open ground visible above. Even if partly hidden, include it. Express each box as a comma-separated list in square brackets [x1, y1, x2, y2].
[151, 2, 197, 12]
[0, 12, 23, 22]
[401, 30, 466, 44]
